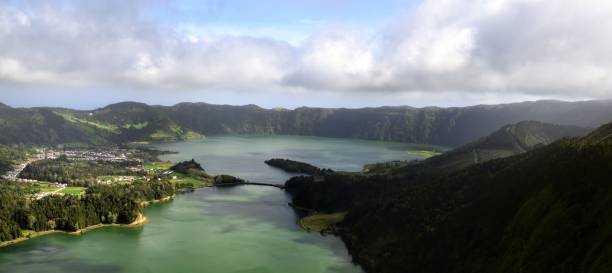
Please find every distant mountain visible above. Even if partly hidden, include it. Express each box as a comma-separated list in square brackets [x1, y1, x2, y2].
[0, 99, 611, 146]
[0, 105, 111, 145]
[580, 121, 612, 144]
[285, 120, 612, 273]
[426, 121, 591, 171]
[162, 100, 612, 147]
[77, 101, 201, 142]
[0, 102, 200, 145]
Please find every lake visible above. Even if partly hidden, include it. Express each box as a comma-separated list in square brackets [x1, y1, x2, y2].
[0, 135, 440, 273]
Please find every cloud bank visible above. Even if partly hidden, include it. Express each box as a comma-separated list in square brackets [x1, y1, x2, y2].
[1, 0, 611, 99]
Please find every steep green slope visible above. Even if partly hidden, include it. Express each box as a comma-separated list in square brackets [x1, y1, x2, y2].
[425, 121, 591, 171]
[580, 122, 612, 144]
[0, 145, 27, 175]
[345, 138, 612, 273]
[66, 102, 201, 143]
[0, 99, 610, 146]
[164, 100, 612, 147]
[0, 106, 111, 145]
[286, 121, 612, 273]
[0, 103, 200, 145]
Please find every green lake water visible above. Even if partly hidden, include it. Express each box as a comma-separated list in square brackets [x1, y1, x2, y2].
[0, 135, 440, 273]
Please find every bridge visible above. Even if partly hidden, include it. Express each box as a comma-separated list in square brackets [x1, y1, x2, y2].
[214, 181, 285, 189]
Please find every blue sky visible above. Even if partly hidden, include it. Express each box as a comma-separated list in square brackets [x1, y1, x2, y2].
[158, 0, 417, 46]
[160, 0, 413, 28]
[0, 0, 609, 109]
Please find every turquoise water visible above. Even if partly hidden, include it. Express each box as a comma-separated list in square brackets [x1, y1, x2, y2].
[154, 134, 441, 182]
[0, 135, 439, 273]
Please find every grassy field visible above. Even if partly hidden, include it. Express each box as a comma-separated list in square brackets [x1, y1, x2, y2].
[59, 187, 86, 195]
[145, 161, 213, 188]
[54, 111, 119, 133]
[144, 161, 174, 171]
[407, 150, 442, 158]
[171, 173, 212, 188]
[31, 182, 62, 193]
[299, 212, 347, 232]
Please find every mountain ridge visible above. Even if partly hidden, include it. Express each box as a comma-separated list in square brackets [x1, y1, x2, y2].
[425, 120, 592, 171]
[285, 119, 612, 273]
[0, 99, 611, 146]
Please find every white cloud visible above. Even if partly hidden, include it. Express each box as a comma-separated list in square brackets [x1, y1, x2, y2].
[287, 0, 612, 98]
[283, 29, 384, 90]
[0, 0, 611, 100]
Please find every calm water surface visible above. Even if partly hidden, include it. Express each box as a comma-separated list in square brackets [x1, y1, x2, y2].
[0, 135, 440, 273]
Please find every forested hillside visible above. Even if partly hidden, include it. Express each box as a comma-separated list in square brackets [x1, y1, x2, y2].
[165, 100, 611, 146]
[0, 145, 27, 175]
[285, 120, 612, 273]
[19, 157, 140, 186]
[0, 181, 174, 242]
[425, 120, 591, 171]
[0, 99, 610, 146]
[0, 106, 111, 145]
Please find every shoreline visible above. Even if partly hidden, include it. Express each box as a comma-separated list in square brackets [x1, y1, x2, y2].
[140, 194, 175, 206]
[0, 195, 175, 249]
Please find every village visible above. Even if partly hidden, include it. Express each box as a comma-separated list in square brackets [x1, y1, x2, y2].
[2, 148, 144, 181]
[1, 148, 149, 199]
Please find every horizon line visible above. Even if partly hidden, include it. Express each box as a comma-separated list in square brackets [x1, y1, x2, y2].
[2, 98, 609, 112]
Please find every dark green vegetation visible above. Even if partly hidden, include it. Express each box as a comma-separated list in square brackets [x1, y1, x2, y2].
[0, 106, 111, 145]
[0, 100, 610, 146]
[265, 158, 328, 175]
[170, 159, 205, 175]
[167, 159, 213, 189]
[0, 180, 174, 242]
[286, 121, 612, 273]
[165, 100, 609, 147]
[129, 146, 177, 162]
[19, 156, 141, 186]
[163, 159, 245, 188]
[213, 174, 245, 185]
[152, 159, 245, 189]
[0, 145, 27, 175]
[0, 102, 200, 146]
[70, 102, 202, 143]
[426, 120, 591, 171]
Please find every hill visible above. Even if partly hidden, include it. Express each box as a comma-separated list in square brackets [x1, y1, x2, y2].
[162, 100, 612, 147]
[580, 121, 612, 144]
[57, 102, 202, 143]
[0, 103, 200, 145]
[264, 158, 326, 175]
[285, 120, 612, 273]
[0, 106, 111, 145]
[425, 121, 591, 171]
[0, 99, 611, 146]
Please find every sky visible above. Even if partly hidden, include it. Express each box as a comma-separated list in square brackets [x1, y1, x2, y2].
[0, 0, 610, 109]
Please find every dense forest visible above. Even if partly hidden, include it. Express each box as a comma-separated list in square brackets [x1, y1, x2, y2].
[165, 100, 607, 147]
[0, 180, 174, 242]
[425, 120, 590, 171]
[170, 159, 206, 175]
[18, 156, 141, 186]
[0, 100, 610, 147]
[285, 121, 612, 273]
[0, 145, 27, 175]
[264, 158, 327, 175]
